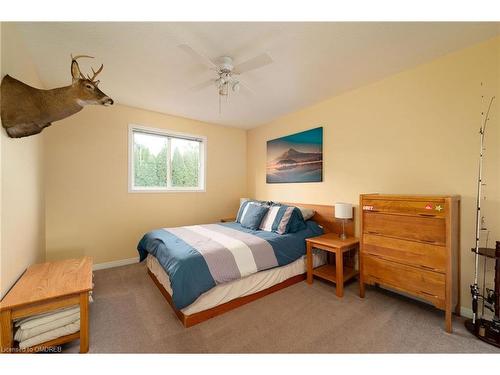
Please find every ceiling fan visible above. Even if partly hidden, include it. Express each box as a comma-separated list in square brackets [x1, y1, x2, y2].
[178, 44, 274, 112]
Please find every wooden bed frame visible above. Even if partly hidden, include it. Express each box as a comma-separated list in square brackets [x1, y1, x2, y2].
[147, 202, 355, 327]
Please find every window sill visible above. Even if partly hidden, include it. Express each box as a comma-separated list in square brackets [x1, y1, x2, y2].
[128, 188, 206, 193]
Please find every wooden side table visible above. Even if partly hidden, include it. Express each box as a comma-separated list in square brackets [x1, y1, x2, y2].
[306, 234, 359, 297]
[0, 257, 93, 353]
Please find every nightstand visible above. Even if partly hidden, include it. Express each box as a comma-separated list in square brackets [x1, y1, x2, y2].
[220, 217, 236, 223]
[305, 234, 359, 297]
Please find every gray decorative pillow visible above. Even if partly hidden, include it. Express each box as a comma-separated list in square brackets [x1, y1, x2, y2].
[240, 204, 270, 230]
[296, 206, 316, 221]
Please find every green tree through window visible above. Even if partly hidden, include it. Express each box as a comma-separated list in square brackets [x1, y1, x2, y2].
[132, 129, 202, 190]
[171, 138, 200, 187]
[133, 143, 167, 187]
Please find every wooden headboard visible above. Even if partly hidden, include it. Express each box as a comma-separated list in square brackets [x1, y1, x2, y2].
[284, 202, 355, 236]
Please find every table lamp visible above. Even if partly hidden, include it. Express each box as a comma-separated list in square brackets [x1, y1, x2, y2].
[335, 202, 352, 240]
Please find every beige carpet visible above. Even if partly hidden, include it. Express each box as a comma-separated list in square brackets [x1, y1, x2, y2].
[63, 262, 499, 353]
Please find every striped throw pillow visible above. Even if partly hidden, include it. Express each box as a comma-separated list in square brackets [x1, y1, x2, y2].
[259, 204, 306, 234]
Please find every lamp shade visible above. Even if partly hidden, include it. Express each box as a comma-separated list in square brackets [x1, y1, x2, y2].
[334, 202, 353, 219]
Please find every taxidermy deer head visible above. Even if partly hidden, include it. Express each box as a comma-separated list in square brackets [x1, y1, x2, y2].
[0, 55, 113, 138]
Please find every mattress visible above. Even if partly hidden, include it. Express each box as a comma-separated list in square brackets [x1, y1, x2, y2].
[147, 250, 327, 316]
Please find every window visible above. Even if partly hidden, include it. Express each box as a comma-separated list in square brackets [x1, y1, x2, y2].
[129, 125, 206, 192]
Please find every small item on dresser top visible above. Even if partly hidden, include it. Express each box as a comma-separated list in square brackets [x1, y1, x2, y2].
[334, 202, 353, 240]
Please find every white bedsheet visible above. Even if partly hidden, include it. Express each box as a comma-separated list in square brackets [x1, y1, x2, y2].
[147, 250, 326, 315]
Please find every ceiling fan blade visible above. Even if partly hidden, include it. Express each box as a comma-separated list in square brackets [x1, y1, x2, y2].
[189, 79, 215, 92]
[237, 78, 254, 95]
[178, 44, 217, 69]
[233, 53, 273, 74]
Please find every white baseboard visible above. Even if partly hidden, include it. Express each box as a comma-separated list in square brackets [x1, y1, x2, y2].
[93, 257, 139, 271]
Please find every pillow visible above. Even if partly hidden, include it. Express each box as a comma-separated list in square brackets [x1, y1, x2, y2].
[236, 199, 270, 223]
[259, 204, 306, 234]
[259, 205, 281, 231]
[296, 206, 316, 221]
[240, 204, 269, 230]
[287, 208, 307, 233]
[236, 200, 257, 223]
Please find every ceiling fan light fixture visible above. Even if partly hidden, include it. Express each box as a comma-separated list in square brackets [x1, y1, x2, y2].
[219, 83, 228, 96]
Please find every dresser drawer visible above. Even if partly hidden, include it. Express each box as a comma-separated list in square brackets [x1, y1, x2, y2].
[363, 212, 446, 245]
[362, 254, 445, 308]
[362, 233, 446, 273]
[362, 198, 446, 218]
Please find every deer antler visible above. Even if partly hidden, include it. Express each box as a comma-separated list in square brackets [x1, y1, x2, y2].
[70, 54, 96, 80]
[71, 54, 94, 61]
[87, 64, 104, 83]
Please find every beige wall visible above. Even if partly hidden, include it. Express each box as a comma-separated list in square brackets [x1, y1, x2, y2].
[0, 23, 45, 298]
[44, 104, 247, 264]
[247, 36, 500, 311]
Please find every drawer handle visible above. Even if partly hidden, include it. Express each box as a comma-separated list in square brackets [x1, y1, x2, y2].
[367, 231, 381, 235]
[419, 290, 438, 298]
[418, 213, 437, 217]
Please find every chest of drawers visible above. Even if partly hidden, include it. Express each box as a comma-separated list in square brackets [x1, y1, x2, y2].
[359, 194, 460, 333]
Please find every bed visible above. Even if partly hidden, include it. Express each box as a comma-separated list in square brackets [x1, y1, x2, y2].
[137, 202, 354, 327]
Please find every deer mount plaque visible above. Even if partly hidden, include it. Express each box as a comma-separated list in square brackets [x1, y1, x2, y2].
[1, 55, 113, 138]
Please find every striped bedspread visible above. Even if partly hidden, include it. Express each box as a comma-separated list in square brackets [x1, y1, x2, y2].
[137, 221, 323, 309]
[166, 224, 278, 282]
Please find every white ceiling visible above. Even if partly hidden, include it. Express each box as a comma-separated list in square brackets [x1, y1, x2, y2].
[14, 22, 500, 129]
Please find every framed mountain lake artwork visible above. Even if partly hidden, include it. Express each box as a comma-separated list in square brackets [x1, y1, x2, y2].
[266, 127, 323, 183]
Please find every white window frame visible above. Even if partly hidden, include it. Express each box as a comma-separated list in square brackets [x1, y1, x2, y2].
[128, 124, 207, 193]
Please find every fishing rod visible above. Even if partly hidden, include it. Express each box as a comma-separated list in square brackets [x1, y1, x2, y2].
[471, 95, 495, 324]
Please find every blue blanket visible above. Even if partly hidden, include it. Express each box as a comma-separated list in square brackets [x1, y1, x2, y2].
[137, 221, 323, 309]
